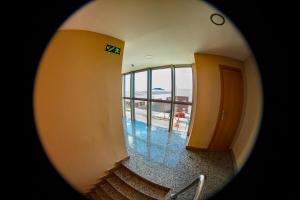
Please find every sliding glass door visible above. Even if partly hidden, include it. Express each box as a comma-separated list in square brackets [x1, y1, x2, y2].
[122, 65, 193, 134]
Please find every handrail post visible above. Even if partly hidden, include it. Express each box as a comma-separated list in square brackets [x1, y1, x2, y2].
[169, 174, 205, 200]
[193, 175, 205, 200]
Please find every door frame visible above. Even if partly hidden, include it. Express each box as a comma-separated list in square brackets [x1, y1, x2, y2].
[208, 65, 244, 150]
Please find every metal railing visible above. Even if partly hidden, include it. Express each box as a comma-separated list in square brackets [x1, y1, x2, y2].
[170, 174, 205, 200]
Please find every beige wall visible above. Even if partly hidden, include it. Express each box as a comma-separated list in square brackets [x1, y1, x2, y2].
[34, 30, 128, 193]
[231, 55, 263, 170]
[187, 53, 262, 171]
[187, 53, 244, 148]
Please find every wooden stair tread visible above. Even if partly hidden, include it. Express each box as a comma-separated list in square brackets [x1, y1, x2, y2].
[106, 175, 157, 200]
[114, 166, 169, 200]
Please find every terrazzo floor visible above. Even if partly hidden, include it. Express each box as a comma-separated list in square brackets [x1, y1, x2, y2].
[122, 119, 235, 200]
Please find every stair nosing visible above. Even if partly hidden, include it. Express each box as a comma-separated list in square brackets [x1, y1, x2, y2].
[106, 174, 159, 200]
[99, 180, 130, 200]
[113, 168, 167, 200]
[95, 187, 114, 200]
[90, 192, 102, 200]
[121, 164, 170, 191]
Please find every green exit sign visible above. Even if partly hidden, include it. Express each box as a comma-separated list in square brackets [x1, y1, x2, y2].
[105, 44, 121, 55]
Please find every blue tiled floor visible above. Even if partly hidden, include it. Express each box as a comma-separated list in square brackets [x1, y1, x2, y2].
[124, 119, 187, 168]
[122, 119, 235, 199]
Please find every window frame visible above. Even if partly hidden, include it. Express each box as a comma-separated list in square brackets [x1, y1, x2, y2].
[122, 64, 193, 134]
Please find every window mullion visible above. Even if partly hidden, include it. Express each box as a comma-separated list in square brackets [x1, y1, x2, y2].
[122, 75, 125, 118]
[147, 69, 152, 126]
[131, 72, 135, 121]
[169, 65, 175, 132]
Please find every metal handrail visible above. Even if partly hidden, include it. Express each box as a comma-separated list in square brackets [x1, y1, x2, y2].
[193, 175, 205, 200]
[170, 174, 205, 200]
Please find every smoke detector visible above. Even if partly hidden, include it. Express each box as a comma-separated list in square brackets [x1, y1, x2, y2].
[210, 13, 225, 25]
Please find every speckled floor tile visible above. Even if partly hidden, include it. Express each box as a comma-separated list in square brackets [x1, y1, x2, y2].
[106, 175, 156, 200]
[122, 120, 235, 199]
[95, 187, 113, 200]
[114, 166, 168, 200]
[100, 181, 129, 200]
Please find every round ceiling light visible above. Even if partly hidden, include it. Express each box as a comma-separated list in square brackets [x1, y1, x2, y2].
[145, 55, 153, 59]
[210, 13, 225, 25]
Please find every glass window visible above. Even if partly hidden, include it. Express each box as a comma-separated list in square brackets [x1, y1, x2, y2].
[122, 66, 193, 134]
[172, 104, 192, 133]
[124, 99, 131, 119]
[175, 68, 193, 102]
[125, 74, 131, 97]
[122, 97, 125, 117]
[152, 68, 171, 100]
[134, 71, 147, 99]
[151, 102, 171, 129]
[134, 100, 147, 124]
[122, 75, 125, 97]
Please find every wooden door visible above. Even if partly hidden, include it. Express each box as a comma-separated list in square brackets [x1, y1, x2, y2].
[209, 65, 244, 151]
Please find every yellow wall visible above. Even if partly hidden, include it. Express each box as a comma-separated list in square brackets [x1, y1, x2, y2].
[34, 30, 128, 193]
[187, 53, 244, 148]
[231, 55, 263, 170]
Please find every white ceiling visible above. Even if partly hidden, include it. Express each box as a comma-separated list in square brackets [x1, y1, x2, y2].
[61, 0, 251, 73]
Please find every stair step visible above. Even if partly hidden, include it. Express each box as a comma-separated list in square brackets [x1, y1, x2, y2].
[106, 174, 157, 200]
[95, 187, 114, 200]
[99, 181, 129, 200]
[121, 164, 170, 191]
[89, 192, 102, 200]
[114, 166, 169, 200]
[85, 193, 92, 200]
